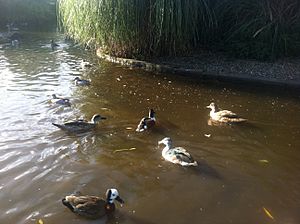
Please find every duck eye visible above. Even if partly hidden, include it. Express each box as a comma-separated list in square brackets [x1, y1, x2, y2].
[112, 194, 115, 197]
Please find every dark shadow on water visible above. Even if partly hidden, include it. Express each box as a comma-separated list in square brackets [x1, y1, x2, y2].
[146, 70, 300, 100]
[150, 124, 170, 136]
[189, 159, 223, 180]
[158, 119, 180, 129]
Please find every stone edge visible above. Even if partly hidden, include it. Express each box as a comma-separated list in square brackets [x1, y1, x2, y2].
[96, 49, 300, 89]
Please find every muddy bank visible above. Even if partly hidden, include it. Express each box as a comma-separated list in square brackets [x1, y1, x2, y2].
[96, 49, 300, 89]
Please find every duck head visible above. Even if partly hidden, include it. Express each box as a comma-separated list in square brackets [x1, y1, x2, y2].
[52, 94, 58, 99]
[149, 109, 155, 119]
[91, 114, 106, 123]
[74, 77, 81, 81]
[206, 102, 218, 112]
[158, 137, 172, 148]
[11, 39, 19, 47]
[106, 188, 124, 205]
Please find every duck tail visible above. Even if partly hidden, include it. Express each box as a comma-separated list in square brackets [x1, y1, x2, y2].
[62, 198, 75, 212]
[191, 161, 198, 166]
[232, 118, 247, 123]
[181, 161, 198, 167]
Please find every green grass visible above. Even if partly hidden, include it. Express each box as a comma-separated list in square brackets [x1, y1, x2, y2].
[215, 0, 300, 60]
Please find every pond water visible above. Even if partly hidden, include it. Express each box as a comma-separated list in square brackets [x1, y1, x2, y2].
[0, 32, 300, 224]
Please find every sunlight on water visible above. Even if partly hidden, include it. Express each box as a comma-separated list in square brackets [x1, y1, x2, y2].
[0, 32, 299, 224]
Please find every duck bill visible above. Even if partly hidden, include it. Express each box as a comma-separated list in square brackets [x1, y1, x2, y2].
[115, 196, 124, 204]
[100, 117, 107, 120]
[206, 105, 211, 108]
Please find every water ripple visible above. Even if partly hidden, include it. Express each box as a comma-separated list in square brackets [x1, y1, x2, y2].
[0, 32, 299, 224]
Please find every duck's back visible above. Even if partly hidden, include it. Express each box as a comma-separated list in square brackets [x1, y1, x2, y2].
[64, 195, 107, 218]
[53, 121, 95, 132]
[219, 110, 247, 122]
[173, 147, 194, 162]
[164, 147, 197, 166]
[216, 110, 237, 118]
[52, 98, 70, 106]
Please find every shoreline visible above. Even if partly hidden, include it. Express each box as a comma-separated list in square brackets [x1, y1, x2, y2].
[96, 49, 300, 90]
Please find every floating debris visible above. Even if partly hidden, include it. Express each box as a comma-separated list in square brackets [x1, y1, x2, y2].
[126, 127, 133, 130]
[204, 134, 211, 138]
[38, 219, 44, 224]
[259, 160, 269, 163]
[263, 207, 274, 220]
[114, 147, 136, 153]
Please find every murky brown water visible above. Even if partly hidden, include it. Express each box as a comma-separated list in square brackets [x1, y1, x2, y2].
[0, 32, 300, 224]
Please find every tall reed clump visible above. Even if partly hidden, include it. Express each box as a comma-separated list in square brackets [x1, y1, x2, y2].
[0, 0, 57, 29]
[58, 0, 216, 58]
[58, 0, 300, 60]
[216, 0, 300, 60]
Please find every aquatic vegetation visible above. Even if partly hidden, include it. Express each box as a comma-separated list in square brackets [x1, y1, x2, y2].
[216, 0, 300, 60]
[58, 0, 300, 60]
[58, 0, 216, 58]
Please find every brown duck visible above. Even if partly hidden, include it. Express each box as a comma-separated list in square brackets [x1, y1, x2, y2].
[62, 188, 124, 219]
[52, 114, 106, 133]
[206, 102, 247, 123]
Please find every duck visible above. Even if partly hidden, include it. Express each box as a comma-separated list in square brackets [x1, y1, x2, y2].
[81, 60, 93, 69]
[51, 39, 59, 50]
[52, 114, 106, 133]
[158, 137, 198, 166]
[206, 102, 247, 123]
[51, 94, 71, 106]
[62, 188, 124, 219]
[136, 109, 156, 132]
[11, 39, 19, 47]
[74, 77, 91, 86]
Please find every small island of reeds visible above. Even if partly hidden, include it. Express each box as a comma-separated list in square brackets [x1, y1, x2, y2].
[58, 0, 300, 60]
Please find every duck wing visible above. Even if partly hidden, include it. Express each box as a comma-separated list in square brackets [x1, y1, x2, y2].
[53, 121, 95, 132]
[173, 147, 192, 161]
[217, 110, 247, 122]
[171, 147, 197, 166]
[64, 195, 107, 218]
[136, 117, 155, 132]
[65, 121, 95, 131]
[82, 80, 91, 85]
[136, 117, 147, 132]
[55, 99, 71, 106]
[217, 110, 238, 118]
[76, 80, 90, 86]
